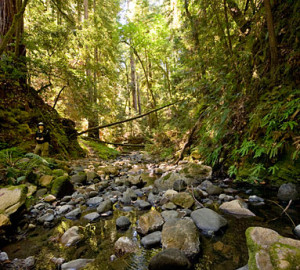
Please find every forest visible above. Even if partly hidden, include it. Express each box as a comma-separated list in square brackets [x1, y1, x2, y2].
[0, 0, 299, 270]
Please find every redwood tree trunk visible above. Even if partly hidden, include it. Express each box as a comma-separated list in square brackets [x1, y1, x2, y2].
[0, 0, 16, 46]
[264, 0, 278, 73]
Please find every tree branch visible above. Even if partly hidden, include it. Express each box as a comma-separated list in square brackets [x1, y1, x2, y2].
[53, 85, 66, 110]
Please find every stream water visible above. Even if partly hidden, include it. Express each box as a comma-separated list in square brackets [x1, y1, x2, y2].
[1, 152, 299, 270]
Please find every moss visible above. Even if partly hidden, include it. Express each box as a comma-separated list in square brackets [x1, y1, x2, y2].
[51, 175, 73, 198]
[245, 227, 260, 270]
[52, 169, 66, 177]
[80, 139, 119, 160]
[269, 242, 300, 270]
[162, 172, 171, 181]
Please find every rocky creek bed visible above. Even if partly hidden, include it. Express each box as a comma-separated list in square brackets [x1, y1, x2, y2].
[0, 151, 300, 270]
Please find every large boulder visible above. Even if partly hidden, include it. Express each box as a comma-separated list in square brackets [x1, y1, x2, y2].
[191, 208, 227, 235]
[246, 227, 300, 270]
[161, 218, 200, 258]
[171, 192, 194, 209]
[219, 199, 255, 217]
[148, 248, 191, 270]
[0, 185, 27, 216]
[51, 176, 74, 198]
[137, 209, 164, 235]
[180, 162, 212, 181]
[277, 183, 299, 201]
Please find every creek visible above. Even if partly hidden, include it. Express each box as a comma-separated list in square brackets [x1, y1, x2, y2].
[1, 151, 299, 270]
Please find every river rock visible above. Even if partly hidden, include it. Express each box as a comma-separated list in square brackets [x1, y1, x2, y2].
[154, 172, 190, 191]
[161, 210, 180, 222]
[38, 212, 54, 223]
[0, 185, 27, 216]
[51, 176, 74, 198]
[135, 200, 151, 210]
[65, 208, 81, 220]
[61, 259, 94, 270]
[116, 216, 131, 230]
[294, 224, 300, 238]
[98, 165, 120, 176]
[191, 208, 227, 235]
[57, 205, 74, 215]
[70, 173, 87, 185]
[162, 218, 200, 258]
[148, 248, 191, 270]
[86, 171, 99, 182]
[163, 189, 178, 200]
[199, 180, 213, 190]
[180, 162, 212, 181]
[0, 252, 9, 262]
[97, 200, 112, 213]
[162, 202, 177, 210]
[61, 226, 83, 246]
[137, 209, 164, 235]
[114, 236, 137, 256]
[148, 192, 160, 205]
[127, 175, 145, 187]
[39, 175, 54, 187]
[246, 227, 300, 270]
[173, 180, 187, 192]
[83, 212, 100, 222]
[219, 199, 255, 216]
[86, 196, 103, 207]
[141, 231, 162, 248]
[44, 194, 56, 202]
[171, 192, 194, 209]
[248, 195, 264, 203]
[277, 183, 299, 201]
[206, 184, 223, 195]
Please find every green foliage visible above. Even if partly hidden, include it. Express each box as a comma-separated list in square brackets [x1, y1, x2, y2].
[81, 139, 119, 160]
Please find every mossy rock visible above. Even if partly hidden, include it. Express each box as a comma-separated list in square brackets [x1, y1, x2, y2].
[51, 175, 74, 198]
[246, 227, 300, 270]
[52, 169, 67, 177]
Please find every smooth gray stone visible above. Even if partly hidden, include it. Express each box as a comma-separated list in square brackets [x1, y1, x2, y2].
[38, 213, 54, 223]
[141, 231, 162, 248]
[86, 196, 103, 207]
[65, 208, 81, 220]
[57, 205, 74, 215]
[191, 208, 227, 235]
[61, 259, 94, 270]
[116, 216, 131, 230]
[83, 212, 100, 222]
[97, 200, 112, 213]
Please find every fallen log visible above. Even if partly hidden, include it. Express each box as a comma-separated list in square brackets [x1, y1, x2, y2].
[76, 101, 179, 136]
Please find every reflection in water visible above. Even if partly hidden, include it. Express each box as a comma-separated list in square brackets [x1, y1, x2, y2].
[1, 195, 299, 270]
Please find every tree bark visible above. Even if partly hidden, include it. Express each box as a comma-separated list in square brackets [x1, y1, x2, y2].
[130, 47, 138, 112]
[0, 0, 29, 57]
[136, 72, 142, 114]
[264, 0, 278, 73]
